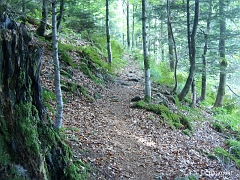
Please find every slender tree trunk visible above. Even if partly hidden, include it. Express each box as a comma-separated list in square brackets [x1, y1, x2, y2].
[106, 0, 112, 63]
[214, 0, 227, 107]
[57, 0, 64, 31]
[127, 0, 130, 48]
[36, 0, 48, 37]
[142, 0, 151, 102]
[52, 0, 63, 129]
[161, 21, 164, 61]
[167, 2, 174, 72]
[167, 0, 178, 93]
[132, 5, 136, 48]
[191, 78, 196, 107]
[201, 0, 212, 102]
[178, 0, 199, 101]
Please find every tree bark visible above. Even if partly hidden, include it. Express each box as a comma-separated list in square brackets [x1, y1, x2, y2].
[36, 0, 48, 37]
[200, 0, 212, 102]
[178, 0, 199, 101]
[106, 0, 112, 63]
[57, 0, 65, 31]
[167, 0, 174, 72]
[142, 0, 151, 102]
[0, 14, 78, 180]
[167, 0, 178, 93]
[127, 0, 130, 48]
[214, 0, 227, 107]
[52, 0, 63, 129]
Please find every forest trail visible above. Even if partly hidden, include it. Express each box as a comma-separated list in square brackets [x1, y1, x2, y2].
[41, 51, 240, 179]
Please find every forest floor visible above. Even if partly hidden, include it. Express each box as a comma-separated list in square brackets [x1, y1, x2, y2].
[39, 39, 240, 179]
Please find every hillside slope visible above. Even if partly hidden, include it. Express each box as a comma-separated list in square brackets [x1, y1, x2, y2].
[39, 38, 240, 179]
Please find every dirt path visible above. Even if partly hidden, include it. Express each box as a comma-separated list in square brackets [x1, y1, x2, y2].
[41, 51, 240, 179]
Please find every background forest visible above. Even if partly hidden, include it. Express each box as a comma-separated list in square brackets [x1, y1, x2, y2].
[0, 0, 240, 179]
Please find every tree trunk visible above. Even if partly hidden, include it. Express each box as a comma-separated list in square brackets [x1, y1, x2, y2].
[142, 0, 151, 102]
[36, 0, 48, 37]
[167, 0, 178, 93]
[214, 0, 227, 107]
[127, 0, 130, 48]
[178, 0, 199, 101]
[52, 0, 63, 129]
[132, 5, 136, 48]
[168, 25, 174, 71]
[191, 78, 196, 107]
[200, 0, 212, 102]
[161, 21, 164, 61]
[57, 0, 64, 31]
[106, 0, 112, 63]
[0, 14, 79, 180]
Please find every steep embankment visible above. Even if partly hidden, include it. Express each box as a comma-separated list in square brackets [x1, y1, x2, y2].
[39, 38, 240, 179]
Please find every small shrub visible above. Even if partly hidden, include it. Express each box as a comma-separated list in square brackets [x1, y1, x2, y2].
[212, 122, 224, 133]
[225, 140, 240, 159]
[180, 117, 193, 131]
[58, 42, 76, 67]
[132, 100, 147, 109]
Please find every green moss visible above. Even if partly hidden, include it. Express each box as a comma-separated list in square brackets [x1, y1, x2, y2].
[0, 134, 11, 166]
[42, 88, 55, 114]
[132, 100, 147, 109]
[180, 117, 193, 131]
[15, 102, 40, 155]
[132, 102, 192, 130]
[212, 122, 224, 133]
[0, 114, 11, 143]
[183, 129, 191, 136]
[42, 88, 56, 101]
[214, 145, 240, 168]
[58, 42, 79, 67]
[144, 95, 151, 103]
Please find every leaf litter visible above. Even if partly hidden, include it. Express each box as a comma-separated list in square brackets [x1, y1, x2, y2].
[39, 42, 240, 180]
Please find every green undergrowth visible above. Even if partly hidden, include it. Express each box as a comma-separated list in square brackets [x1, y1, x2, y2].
[42, 87, 55, 114]
[214, 139, 240, 169]
[60, 81, 95, 102]
[132, 100, 193, 132]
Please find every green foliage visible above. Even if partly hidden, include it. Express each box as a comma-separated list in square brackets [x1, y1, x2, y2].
[60, 69, 73, 79]
[180, 117, 193, 131]
[150, 61, 187, 88]
[58, 42, 76, 67]
[213, 105, 240, 132]
[225, 140, 240, 159]
[42, 88, 55, 114]
[132, 101, 193, 130]
[15, 102, 40, 155]
[212, 121, 224, 133]
[214, 142, 240, 169]
[64, 161, 90, 180]
[131, 100, 147, 109]
[91, 34, 126, 73]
